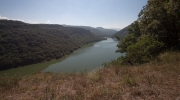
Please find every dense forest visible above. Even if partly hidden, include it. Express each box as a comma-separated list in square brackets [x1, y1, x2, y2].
[0, 20, 102, 70]
[116, 0, 180, 64]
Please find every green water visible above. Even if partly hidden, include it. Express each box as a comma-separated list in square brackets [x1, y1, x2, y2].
[42, 38, 123, 73]
[0, 38, 122, 76]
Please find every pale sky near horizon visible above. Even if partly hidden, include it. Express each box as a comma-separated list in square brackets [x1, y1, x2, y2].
[0, 0, 147, 29]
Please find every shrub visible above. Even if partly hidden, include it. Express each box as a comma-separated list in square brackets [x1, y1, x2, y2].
[124, 38, 164, 64]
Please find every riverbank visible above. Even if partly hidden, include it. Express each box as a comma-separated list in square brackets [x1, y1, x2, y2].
[0, 38, 121, 76]
[0, 51, 179, 99]
[0, 42, 96, 76]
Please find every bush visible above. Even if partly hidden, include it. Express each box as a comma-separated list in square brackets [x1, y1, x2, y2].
[123, 38, 164, 64]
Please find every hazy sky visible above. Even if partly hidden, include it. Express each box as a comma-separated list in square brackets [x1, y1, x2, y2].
[0, 0, 147, 29]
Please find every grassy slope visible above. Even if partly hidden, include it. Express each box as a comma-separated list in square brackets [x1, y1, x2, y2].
[0, 51, 180, 100]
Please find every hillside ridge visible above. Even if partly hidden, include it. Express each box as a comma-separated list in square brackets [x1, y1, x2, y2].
[0, 20, 102, 70]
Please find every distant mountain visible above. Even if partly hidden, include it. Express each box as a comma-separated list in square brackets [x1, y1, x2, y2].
[113, 25, 130, 38]
[63, 25, 104, 36]
[111, 28, 121, 31]
[63, 25, 117, 37]
[96, 27, 117, 36]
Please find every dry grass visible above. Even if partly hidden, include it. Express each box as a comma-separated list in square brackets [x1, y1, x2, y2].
[0, 51, 180, 100]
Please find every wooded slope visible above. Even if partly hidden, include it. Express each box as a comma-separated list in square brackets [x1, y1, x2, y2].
[0, 20, 101, 70]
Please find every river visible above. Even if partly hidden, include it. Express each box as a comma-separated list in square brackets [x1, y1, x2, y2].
[42, 38, 122, 73]
[0, 38, 123, 76]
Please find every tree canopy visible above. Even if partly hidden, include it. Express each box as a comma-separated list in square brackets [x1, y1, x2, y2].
[138, 0, 180, 49]
[116, 0, 180, 64]
[0, 20, 102, 70]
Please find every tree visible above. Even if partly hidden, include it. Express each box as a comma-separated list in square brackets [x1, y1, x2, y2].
[116, 30, 164, 64]
[116, 0, 180, 64]
[138, 0, 180, 49]
[126, 38, 164, 64]
[116, 21, 141, 53]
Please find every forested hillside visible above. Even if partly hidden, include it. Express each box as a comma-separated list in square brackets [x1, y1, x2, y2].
[0, 20, 102, 70]
[63, 25, 117, 37]
[113, 25, 130, 38]
[63, 25, 104, 36]
[96, 27, 117, 36]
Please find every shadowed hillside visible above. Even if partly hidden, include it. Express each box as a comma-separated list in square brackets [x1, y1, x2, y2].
[0, 20, 102, 70]
[63, 25, 104, 36]
[113, 25, 130, 38]
[96, 27, 117, 36]
[63, 25, 117, 37]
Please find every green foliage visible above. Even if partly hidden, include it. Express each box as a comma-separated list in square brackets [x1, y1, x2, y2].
[126, 38, 164, 64]
[116, 34, 137, 53]
[116, 21, 141, 53]
[0, 20, 102, 70]
[138, 0, 180, 49]
[116, 0, 180, 65]
[128, 21, 141, 37]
